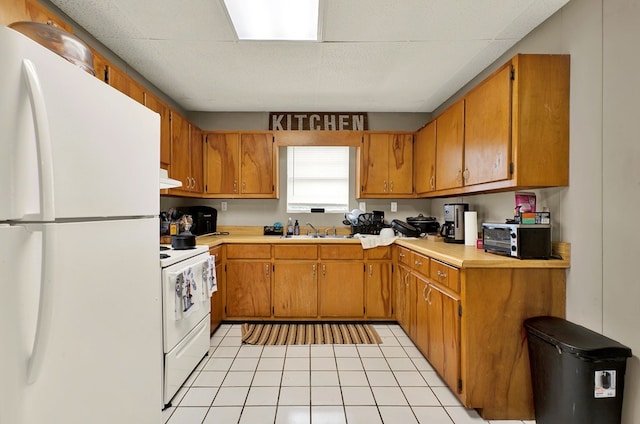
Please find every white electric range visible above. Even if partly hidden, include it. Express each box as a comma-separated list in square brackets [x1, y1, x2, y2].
[159, 245, 211, 408]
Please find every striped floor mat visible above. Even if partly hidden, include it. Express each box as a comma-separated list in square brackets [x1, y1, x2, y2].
[241, 322, 382, 345]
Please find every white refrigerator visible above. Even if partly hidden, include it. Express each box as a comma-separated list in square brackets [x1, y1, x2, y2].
[0, 26, 162, 424]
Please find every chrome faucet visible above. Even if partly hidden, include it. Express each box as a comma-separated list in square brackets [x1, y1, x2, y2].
[325, 226, 336, 237]
[306, 222, 319, 237]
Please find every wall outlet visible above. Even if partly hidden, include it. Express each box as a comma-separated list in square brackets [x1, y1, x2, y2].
[221, 201, 228, 211]
[391, 202, 398, 212]
[359, 202, 366, 211]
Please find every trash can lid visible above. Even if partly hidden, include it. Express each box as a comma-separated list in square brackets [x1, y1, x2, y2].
[524, 316, 632, 359]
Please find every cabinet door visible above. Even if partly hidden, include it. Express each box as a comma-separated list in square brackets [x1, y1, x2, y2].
[365, 262, 391, 318]
[190, 126, 203, 193]
[464, 64, 511, 186]
[169, 111, 191, 190]
[360, 133, 389, 194]
[388, 134, 413, 194]
[394, 265, 411, 333]
[273, 262, 318, 317]
[206, 133, 239, 194]
[144, 93, 171, 167]
[427, 284, 461, 392]
[415, 277, 430, 356]
[319, 262, 364, 317]
[225, 261, 271, 317]
[240, 133, 275, 195]
[414, 121, 436, 194]
[435, 101, 465, 190]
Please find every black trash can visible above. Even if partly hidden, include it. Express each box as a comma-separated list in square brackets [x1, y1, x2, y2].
[524, 316, 632, 424]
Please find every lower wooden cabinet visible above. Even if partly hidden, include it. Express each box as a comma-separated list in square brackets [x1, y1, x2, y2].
[318, 261, 364, 317]
[273, 262, 317, 317]
[393, 245, 566, 420]
[394, 264, 412, 335]
[225, 261, 271, 318]
[424, 280, 460, 392]
[365, 262, 391, 318]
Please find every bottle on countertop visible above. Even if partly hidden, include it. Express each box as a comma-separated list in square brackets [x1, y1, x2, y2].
[293, 219, 300, 235]
[287, 217, 293, 236]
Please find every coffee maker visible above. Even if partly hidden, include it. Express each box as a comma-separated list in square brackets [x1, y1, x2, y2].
[441, 203, 468, 243]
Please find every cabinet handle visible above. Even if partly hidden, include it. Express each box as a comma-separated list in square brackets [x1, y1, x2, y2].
[399, 252, 405, 259]
[463, 168, 470, 182]
[369, 264, 373, 278]
[242, 181, 246, 192]
[422, 283, 429, 301]
[404, 273, 409, 288]
[426, 286, 433, 305]
[429, 175, 435, 190]
[312, 264, 316, 278]
[265, 264, 269, 276]
[383, 180, 387, 192]
[414, 260, 422, 267]
[322, 264, 326, 277]
[233, 180, 238, 193]
[437, 270, 447, 279]
[456, 169, 463, 184]
[390, 181, 394, 192]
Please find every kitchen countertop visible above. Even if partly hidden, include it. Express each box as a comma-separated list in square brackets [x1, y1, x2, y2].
[196, 230, 570, 269]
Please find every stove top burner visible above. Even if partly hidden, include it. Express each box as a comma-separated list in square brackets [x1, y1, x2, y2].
[160, 253, 170, 259]
[160, 246, 170, 251]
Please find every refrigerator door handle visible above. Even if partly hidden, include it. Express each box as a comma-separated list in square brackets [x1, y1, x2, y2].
[22, 59, 55, 222]
[27, 227, 55, 384]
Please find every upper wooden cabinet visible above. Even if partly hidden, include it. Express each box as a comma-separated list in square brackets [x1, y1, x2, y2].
[414, 120, 437, 195]
[144, 92, 171, 167]
[427, 54, 569, 197]
[464, 63, 511, 186]
[358, 132, 413, 198]
[435, 100, 465, 191]
[204, 132, 278, 198]
[169, 112, 203, 194]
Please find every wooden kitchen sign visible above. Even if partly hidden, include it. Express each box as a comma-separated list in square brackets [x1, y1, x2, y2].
[269, 112, 368, 131]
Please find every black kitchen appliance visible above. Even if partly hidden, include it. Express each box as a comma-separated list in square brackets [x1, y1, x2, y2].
[187, 206, 217, 236]
[482, 222, 552, 259]
[406, 214, 440, 234]
[441, 203, 468, 243]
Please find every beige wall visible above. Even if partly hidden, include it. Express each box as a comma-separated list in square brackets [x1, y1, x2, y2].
[602, 1, 640, 422]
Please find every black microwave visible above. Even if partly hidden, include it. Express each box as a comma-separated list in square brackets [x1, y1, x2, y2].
[482, 223, 551, 259]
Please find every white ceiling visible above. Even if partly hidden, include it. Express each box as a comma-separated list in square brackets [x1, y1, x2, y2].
[48, 0, 569, 113]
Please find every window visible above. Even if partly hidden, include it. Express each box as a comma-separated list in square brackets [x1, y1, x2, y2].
[286, 146, 349, 213]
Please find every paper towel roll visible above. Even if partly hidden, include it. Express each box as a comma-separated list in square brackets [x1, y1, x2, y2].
[464, 211, 478, 246]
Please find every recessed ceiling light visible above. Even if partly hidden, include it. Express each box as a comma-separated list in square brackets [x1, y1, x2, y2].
[223, 0, 319, 41]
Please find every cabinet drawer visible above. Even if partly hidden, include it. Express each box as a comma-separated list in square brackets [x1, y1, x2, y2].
[365, 246, 392, 260]
[396, 246, 412, 266]
[430, 260, 460, 293]
[226, 244, 271, 259]
[274, 244, 317, 259]
[319, 244, 363, 260]
[412, 252, 430, 278]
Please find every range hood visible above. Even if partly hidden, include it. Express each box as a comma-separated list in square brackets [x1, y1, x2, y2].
[159, 168, 182, 189]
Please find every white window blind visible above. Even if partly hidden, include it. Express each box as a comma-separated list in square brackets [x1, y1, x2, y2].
[287, 146, 349, 213]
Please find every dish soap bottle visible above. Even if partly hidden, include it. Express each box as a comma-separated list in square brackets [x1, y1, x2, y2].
[293, 219, 300, 235]
[287, 217, 293, 236]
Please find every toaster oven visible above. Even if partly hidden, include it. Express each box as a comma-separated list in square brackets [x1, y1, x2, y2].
[482, 223, 551, 259]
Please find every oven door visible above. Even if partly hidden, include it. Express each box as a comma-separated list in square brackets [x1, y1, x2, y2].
[162, 252, 211, 352]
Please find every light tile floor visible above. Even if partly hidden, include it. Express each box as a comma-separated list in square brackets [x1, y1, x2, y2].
[163, 323, 536, 424]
